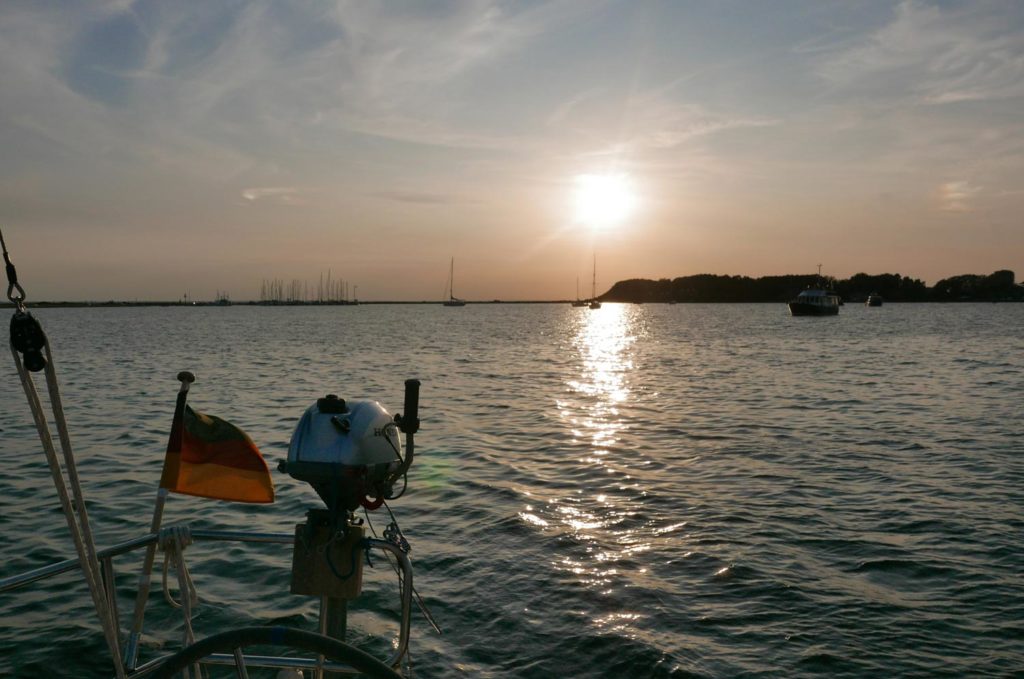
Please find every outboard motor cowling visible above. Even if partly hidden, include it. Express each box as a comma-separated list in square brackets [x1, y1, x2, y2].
[282, 394, 402, 511]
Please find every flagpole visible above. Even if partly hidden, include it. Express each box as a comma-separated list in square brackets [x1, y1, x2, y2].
[124, 371, 194, 669]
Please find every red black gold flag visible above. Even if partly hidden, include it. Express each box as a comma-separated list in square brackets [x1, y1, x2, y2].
[159, 405, 274, 504]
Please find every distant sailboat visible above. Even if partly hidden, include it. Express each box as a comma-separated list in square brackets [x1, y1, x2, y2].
[571, 277, 587, 307]
[589, 255, 601, 309]
[443, 258, 466, 307]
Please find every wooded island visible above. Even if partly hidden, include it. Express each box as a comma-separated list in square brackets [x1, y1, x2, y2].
[602, 270, 1022, 303]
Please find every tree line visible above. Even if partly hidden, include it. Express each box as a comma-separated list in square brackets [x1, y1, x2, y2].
[602, 270, 1022, 303]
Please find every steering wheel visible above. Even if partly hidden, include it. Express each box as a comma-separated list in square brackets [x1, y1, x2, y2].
[151, 626, 402, 679]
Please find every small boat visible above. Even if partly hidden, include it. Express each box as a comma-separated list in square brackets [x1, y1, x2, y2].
[788, 288, 840, 316]
[442, 257, 466, 307]
[866, 292, 884, 307]
[588, 254, 601, 309]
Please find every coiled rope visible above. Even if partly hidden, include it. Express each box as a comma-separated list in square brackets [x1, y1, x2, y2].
[159, 524, 199, 646]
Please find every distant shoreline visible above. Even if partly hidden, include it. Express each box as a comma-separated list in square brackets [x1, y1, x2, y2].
[4, 269, 1020, 308]
[2, 300, 567, 308]
[3, 299, 1021, 310]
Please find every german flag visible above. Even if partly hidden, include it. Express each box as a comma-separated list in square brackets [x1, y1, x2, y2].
[159, 404, 275, 504]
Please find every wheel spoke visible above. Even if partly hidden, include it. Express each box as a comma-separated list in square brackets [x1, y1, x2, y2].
[232, 647, 249, 679]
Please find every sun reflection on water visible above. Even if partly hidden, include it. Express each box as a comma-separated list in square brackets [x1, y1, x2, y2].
[565, 303, 636, 455]
[517, 304, 658, 625]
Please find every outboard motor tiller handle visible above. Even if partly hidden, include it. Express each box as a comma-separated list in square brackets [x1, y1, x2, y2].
[399, 378, 420, 434]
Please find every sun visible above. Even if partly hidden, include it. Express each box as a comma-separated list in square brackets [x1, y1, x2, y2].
[574, 173, 636, 229]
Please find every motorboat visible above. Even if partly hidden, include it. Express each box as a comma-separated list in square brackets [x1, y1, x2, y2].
[788, 288, 840, 316]
[866, 292, 884, 307]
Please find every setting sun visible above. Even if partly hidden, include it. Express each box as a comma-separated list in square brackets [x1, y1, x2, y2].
[574, 173, 636, 228]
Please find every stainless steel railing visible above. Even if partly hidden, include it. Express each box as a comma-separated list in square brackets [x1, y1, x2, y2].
[1, 528, 413, 677]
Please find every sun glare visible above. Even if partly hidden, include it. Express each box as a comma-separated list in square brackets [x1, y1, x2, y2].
[574, 173, 636, 229]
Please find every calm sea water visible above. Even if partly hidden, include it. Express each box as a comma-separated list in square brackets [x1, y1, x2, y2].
[1, 303, 1021, 678]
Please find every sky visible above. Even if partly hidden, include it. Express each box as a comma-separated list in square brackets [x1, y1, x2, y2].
[1, 0, 1022, 301]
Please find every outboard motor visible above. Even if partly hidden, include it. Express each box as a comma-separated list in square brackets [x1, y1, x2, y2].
[282, 380, 420, 614]
[283, 394, 403, 511]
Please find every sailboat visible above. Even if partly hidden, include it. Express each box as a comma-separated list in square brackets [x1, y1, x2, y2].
[589, 255, 602, 309]
[571, 277, 587, 307]
[443, 258, 466, 306]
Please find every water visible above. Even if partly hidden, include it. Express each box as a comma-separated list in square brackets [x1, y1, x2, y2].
[1, 303, 1022, 677]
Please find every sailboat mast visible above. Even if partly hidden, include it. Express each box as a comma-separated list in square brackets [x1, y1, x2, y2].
[450, 258, 455, 300]
[592, 254, 597, 299]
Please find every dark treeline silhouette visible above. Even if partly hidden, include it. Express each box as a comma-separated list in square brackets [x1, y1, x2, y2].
[602, 270, 1022, 303]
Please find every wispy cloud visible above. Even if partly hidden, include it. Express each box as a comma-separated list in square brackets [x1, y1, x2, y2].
[937, 180, 981, 212]
[629, 107, 777, 151]
[0, 0, 596, 181]
[820, 1, 1024, 105]
[369, 190, 470, 205]
[547, 87, 777, 157]
[241, 186, 306, 205]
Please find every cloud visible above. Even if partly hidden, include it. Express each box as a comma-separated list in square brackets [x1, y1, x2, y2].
[241, 186, 306, 205]
[547, 86, 777, 157]
[629, 107, 777, 151]
[369, 190, 468, 205]
[937, 180, 981, 212]
[820, 1, 1024, 105]
[0, 0, 596, 185]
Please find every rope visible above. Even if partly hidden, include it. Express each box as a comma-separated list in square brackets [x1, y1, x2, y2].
[159, 524, 199, 646]
[125, 488, 168, 669]
[365, 504, 442, 635]
[159, 524, 203, 679]
[10, 342, 127, 678]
